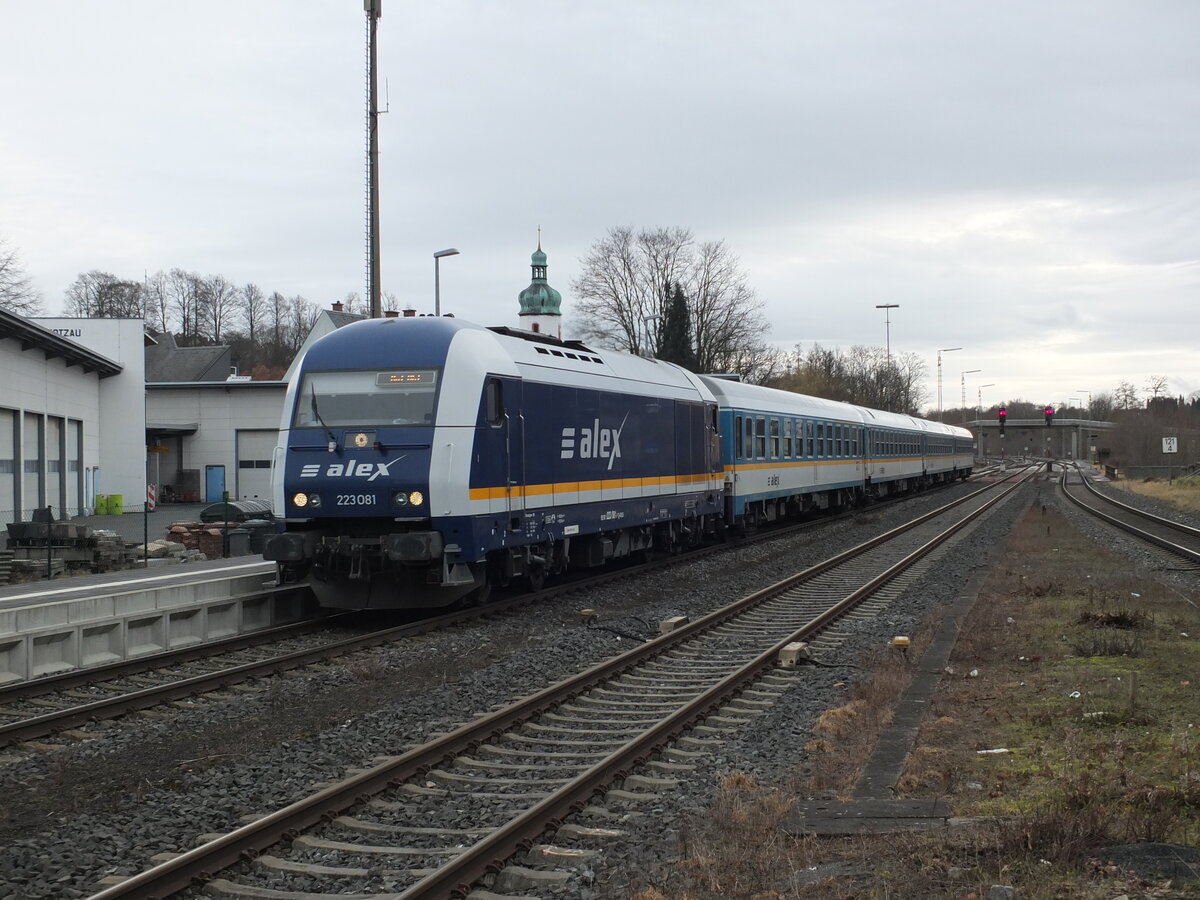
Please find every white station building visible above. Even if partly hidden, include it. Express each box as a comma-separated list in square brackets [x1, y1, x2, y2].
[0, 312, 133, 524]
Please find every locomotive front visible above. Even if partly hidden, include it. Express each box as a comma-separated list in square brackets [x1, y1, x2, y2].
[265, 316, 489, 609]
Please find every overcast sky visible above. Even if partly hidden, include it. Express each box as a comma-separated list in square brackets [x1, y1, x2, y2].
[3, 1, 1197, 412]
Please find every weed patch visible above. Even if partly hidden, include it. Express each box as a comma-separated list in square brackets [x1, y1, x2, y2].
[658, 498, 1200, 899]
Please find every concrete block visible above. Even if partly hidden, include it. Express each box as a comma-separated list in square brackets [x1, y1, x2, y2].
[659, 615, 689, 634]
[778, 641, 810, 668]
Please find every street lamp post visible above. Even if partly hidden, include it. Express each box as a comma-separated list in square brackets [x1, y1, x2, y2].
[936, 347, 962, 422]
[961, 369, 981, 423]
[977, 383, 994, 462]
[1078, 390, 1092, 417]
[433, 248, 460, 317]
[978, 383, 994, 419]
[875, 304, 899, 362]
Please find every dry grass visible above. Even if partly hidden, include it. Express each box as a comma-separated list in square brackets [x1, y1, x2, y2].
[642, 499, 1200, 899]
[1112, 476, 1200, 513]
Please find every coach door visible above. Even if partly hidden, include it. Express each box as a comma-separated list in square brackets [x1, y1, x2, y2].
[705, 402, 720, 483]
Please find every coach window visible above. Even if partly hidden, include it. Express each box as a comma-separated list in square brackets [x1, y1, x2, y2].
[783, 419, 793, 458]
[755, 417, 767, 459]
[735, 415, 744, 459]
[770, 418, 780, 458]
[836, 425, 843, 457]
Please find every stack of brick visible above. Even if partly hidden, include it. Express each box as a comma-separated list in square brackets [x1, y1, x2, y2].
[164, 522, 232, 560]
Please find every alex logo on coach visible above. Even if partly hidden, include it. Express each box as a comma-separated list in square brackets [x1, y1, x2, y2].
[560, 414, 629, 471]
[299, 455, 407, 482]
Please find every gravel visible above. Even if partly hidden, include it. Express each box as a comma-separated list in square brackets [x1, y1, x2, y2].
[0, 478, 1036, 899]
[1056, 468, 1200, 596]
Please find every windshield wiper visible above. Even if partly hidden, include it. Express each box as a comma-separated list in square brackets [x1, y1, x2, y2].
[310, 387, 338, 448]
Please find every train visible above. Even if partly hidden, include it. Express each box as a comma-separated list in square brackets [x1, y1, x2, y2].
[265, 316, 974, 610]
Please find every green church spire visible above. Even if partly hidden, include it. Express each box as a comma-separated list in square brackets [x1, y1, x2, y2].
[517, 229, 562, 316]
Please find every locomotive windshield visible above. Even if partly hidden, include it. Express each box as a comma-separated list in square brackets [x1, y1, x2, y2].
[292, 369, 440, 428]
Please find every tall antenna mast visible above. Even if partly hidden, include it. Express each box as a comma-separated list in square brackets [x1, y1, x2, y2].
[365, 0, 382, 318]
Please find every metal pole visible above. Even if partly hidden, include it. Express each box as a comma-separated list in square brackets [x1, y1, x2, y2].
[875, 304, 899, 362]
[961, 369, 980, 424]
[433, 249, 459, 317]
[367, 0, 382, 319]
[45, 505, 52, 580]
[936, 347, 961, 422]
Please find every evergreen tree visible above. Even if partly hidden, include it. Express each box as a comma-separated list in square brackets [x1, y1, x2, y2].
[658, 282, 698, 371]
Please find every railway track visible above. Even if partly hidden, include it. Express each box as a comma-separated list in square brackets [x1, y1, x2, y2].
[2, 480, 986, 753]
[88, 468, 1034, 900]
[1059, 463, 1200, 570]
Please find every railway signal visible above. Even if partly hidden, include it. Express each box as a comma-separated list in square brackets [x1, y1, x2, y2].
[998, 406, 1006, 435]
[1044, 405, 1054, 426]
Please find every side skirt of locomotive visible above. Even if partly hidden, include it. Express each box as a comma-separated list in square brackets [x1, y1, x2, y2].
[266, 492, 723, 610]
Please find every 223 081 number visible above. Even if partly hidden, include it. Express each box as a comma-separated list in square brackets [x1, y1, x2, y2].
[336, 494, 376, 506]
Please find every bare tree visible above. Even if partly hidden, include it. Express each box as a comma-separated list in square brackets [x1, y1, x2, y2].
[572, 226, 695, 355]
[201, 274, 238, 342]
[285, 295, 319, 354]
[572, 226, 771, 379]
[1145, 374, 1169, 400]
[64, 271, 144, 317]
[685, 239, 772, 376]
[0, 238, 44, 315]
[144, 270, 170, 333]
[768, 344, 927, 414]
[167, 269, 203, 340]
[242, 283, 267, 347]
[268, 291, 288, 357]
[1090, 390, 1116, 421]
[1114, 380, 1141, 410]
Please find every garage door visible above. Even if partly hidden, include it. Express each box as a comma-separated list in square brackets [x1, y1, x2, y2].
[236, 430, 278, 504]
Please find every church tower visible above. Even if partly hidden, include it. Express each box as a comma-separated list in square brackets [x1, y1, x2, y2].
[517, 230, 562, 339]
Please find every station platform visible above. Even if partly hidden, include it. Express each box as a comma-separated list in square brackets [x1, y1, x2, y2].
[0, 509, 312, 685]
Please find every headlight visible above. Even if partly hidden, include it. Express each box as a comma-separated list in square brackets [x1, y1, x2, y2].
[294, 492, 321, 509]
[408, 491, 424, 506]
[308, 493, 322, 508]
[393, 491, 408, 506]
[293, 492, 308, 508]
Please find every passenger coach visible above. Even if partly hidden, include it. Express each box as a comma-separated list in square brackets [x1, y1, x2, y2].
[700, 377, 973, 529]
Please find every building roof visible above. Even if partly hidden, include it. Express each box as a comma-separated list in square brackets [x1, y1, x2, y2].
[327, 309, 367, 329]
[0, 308, 123, 377]
[145, 332, 233, 382]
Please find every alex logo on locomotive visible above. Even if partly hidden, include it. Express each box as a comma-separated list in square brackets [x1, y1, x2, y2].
[559, 414, 629, 470]
[299, 455, 408, 482]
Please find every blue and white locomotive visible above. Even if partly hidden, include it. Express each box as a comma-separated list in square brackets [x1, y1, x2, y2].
[267, 316, 725, 609]
[266, 316, 973, 610]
